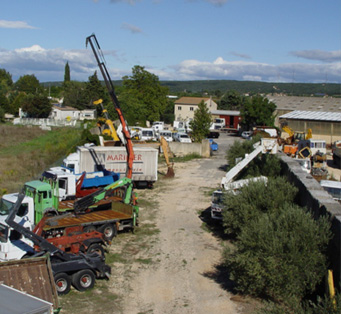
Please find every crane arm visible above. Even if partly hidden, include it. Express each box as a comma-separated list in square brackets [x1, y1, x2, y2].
[86, 34, 134, 179]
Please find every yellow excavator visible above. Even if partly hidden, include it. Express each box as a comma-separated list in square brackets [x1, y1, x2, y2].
[281, 122, 312, 157]
[93, 99, 120, 142]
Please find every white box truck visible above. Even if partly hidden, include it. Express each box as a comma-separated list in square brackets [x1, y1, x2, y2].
[63, 146, 158, 188]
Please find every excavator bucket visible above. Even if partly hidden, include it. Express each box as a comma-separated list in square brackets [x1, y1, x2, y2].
[165, 163, 175, 178]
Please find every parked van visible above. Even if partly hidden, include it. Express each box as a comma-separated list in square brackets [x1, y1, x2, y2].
[158, 130, 173, 142]
[141, 128, 157, 141]
[175, 132, 192, 143]
[152, 121, 164, 132]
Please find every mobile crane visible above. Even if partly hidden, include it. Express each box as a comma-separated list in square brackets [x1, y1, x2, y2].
[86, 34, 134, 179]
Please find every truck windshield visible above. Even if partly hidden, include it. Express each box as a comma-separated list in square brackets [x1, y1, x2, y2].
[0, 198, 13, 216]
[0, 223, 8, 242]
[212, 193, 223, 204]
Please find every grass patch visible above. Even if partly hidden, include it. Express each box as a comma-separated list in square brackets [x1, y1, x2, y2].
[0, 125, 82, 195]
[105, 252, 128, 264]
[59, 281, 120, 313]
[136, 258, 153, 264]
[172, 153, 202, 162]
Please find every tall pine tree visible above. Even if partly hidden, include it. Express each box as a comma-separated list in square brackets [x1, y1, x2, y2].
[64, 62, 70, 83]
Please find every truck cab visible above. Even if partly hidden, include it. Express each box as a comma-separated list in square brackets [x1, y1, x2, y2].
[211, 190, 224, 220]
[0, 194, 35, 261]
[24, 181, 56, 224]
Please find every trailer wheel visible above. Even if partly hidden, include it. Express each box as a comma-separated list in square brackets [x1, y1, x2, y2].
[54, 273, 71, 295]
[99, 223, 117, 241]
[72, 269, 95, 291]
[87, 243, 105, 257]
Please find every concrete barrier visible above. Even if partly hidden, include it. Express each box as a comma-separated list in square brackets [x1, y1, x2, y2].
[280, 154, 341, 288]
[169, 139, 210, 157]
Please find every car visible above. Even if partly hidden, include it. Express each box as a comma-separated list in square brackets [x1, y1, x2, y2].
[207, 131, 220, 139]
[175, 132, 192, 143]
[208, 139, 218, 151]
[241, 131, 253, 140]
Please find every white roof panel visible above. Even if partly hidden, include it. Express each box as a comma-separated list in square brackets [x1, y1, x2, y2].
[279, 110, 341, 122]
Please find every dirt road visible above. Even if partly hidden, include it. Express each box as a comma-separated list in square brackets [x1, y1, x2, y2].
[111, 135, 255, 314]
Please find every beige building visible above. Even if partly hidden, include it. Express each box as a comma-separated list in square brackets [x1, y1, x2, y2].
[174, 97, 218, 121]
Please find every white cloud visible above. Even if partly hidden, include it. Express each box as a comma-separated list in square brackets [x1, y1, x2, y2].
[121, 23, 143, 34]
[1, 45, 340, 83]
[0, 20, 37, 29]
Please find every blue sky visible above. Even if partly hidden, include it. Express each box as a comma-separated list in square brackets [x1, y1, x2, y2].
[1, 0, 340, 84]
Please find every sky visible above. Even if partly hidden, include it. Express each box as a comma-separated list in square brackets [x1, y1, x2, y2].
[1, 0, 341, 84]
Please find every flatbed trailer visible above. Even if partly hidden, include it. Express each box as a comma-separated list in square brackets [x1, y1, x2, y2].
[42, 201, 136, 239]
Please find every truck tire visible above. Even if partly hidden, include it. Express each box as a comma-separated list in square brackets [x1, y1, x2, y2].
[99, 223, 117, 241]
[54, 272, 71, 295]
[72, 269, 95, 291]
[87, 243, 105, 257]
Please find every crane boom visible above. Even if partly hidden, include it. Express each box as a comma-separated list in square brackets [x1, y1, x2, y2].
[86, 34, 134, 179]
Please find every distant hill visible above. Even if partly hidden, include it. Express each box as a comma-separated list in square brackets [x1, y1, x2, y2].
[43, 80, 341, 97]
[159, 80, 341, 97]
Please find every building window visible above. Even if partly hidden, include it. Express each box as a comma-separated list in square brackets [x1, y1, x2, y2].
[190, 107, 194, 111]
[178, 106, 182, 110]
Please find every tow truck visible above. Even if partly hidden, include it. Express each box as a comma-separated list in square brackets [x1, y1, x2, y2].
[4, 193, 111, 295]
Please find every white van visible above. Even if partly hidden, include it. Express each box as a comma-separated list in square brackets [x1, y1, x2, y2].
[152, 121, 164, 132]
[175, 132, 192, 143]
[159, 130, 173, 142]
[141, 128, 157, 141]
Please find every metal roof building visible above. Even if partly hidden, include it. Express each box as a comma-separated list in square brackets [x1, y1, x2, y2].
[266, 96, 341, 143]
[279, 110, 341, 143]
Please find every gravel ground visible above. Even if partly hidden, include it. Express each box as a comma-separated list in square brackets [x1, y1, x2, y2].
[112, 134, 258, 314]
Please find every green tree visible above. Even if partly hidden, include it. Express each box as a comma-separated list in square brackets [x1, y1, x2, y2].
[21, 94, 52, 118]
[62, 81, 87, 109]
[0, 69, 13, 95]
[83, 71, 109, 109]
[189, 100, 212, 142]
[0, 91, 10, 114]
[0, 106, 5, 122]
[219, 90, 244, 110]
[64, 62, 70, 83]
[9, 92, 26, 116]
[160, 98, 175, 124]
[14, 74, 42, 94]
[224, 204, 331, 304]
[241, 95, 276, 129]
[122, 65, 169, 123]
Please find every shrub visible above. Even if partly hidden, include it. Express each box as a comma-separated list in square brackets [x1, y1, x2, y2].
[224, 204, 331, 304]
[226, 135, 281, 179]
[222, 177, 298, 235]
[259, 293, 341, 314]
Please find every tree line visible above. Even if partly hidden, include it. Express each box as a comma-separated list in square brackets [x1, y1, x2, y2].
[0, 63, 277, 131]
[0, 64, 175, 126]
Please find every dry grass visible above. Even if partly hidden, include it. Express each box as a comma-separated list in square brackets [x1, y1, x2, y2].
[0, 124, 82, 195]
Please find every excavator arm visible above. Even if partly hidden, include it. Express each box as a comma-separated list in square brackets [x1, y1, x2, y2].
[86, 34, 134, 179]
